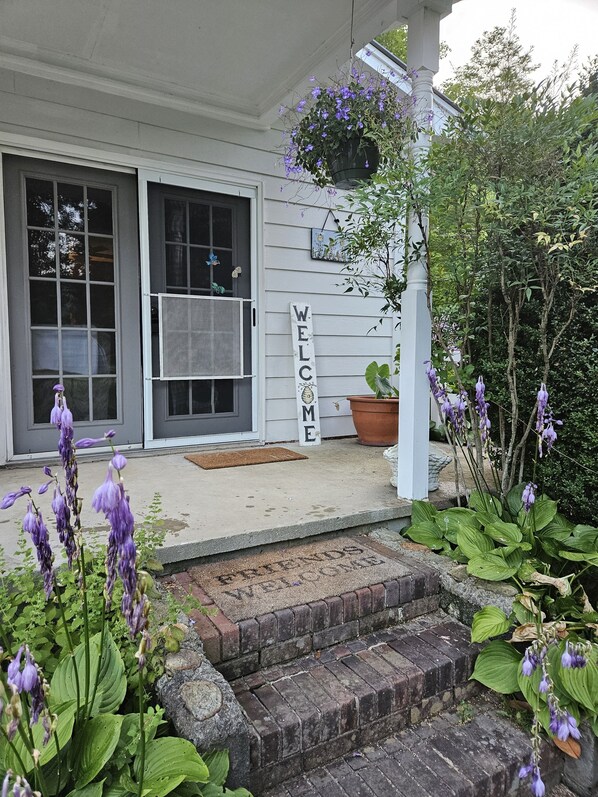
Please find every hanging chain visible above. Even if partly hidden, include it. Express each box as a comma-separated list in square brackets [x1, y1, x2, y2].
[349, 0, 356, 61]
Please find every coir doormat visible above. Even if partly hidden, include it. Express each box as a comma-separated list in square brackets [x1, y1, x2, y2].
[185, 447, 308, 470]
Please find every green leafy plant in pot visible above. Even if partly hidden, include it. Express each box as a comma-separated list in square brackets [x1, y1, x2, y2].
[282, 64, 416, 189]
[348, 360, 399, 446]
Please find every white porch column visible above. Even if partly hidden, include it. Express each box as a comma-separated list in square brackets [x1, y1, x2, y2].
[397, 5, 440, 500]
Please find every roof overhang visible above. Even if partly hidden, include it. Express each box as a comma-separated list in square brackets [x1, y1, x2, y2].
[0, 0, 458, 129]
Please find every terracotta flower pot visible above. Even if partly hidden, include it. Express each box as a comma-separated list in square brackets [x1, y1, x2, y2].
[347, 395, 399, 446]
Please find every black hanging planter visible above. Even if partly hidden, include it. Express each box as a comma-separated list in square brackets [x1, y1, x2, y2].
[327, 138, 380, 189]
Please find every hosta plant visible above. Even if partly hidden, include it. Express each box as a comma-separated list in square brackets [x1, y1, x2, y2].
[0, 385, 250, 797]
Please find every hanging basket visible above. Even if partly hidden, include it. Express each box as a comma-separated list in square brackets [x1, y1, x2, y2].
[327, 138, 380, 189]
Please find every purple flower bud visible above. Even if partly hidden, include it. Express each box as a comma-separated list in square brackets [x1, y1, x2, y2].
[111, 452, 127, 471]
[21, 650, 38, 692]
[53, 383, 65, 392]
[518, 760, 533, 780]
[104, 429, 116, 439]
[567, 714, 581, 740]
[1, 486, 32, 509]
[538, 674, 550, 693]
[522, 648, 537, 676]
[2, 772, 10, 797]
[7, 646, 24, 690]
[43, 466, 52, 477]
[561, 642, 573, 668]
[531, 768, 545, 797]
[38, 480, 53, 495]
[74, 437, 104, 449]
[92, 467, 121, 514]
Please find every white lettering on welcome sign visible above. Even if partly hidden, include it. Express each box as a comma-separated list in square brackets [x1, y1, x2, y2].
[289, 303, 321, 446]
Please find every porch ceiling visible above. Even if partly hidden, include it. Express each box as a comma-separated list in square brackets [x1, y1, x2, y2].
[0, 0, 456, 129]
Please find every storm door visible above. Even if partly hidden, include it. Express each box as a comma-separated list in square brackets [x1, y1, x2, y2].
[4, 156, 142, 455]
[148, 183, 252, 440]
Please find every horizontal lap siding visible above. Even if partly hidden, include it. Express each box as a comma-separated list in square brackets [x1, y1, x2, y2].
[0, 71, 395, 444]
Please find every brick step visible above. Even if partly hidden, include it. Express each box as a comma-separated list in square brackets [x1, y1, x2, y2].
[261, 703, 564, 797]
[229, 611, 487, 793]
[164, 536, 441, 679]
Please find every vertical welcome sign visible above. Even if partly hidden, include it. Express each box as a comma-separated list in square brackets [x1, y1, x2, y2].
[289, 303, 321, 446]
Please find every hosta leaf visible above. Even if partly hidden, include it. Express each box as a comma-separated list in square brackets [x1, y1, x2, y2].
[410, 500, 437, 525]
[65, 781, 105, 797]
[559, 550, 598, 566]
[404, 525, 446, 550]
[471, 641, 521, 694]
[203, 751, 229, 789]
[457, 526, 494, 560]
[468, 491, 502, 516]
[5, 700, 77, 773]
[505, 483, 525, 518]
[50, 632, 126, 717]
[74, 714, 123, 788]
[467, 553, 518, 582]
[525, 497, 558, 531]
[540, 513, 574, 541]
[435, 507, 480, 537]
[559, 649, 598, 713]
[471, 607, 511, 643]
[135, 738, 209, 789]
[483, 520, 522, 545]
[97, 632, 127, 714]
[563, 525, 598, 554]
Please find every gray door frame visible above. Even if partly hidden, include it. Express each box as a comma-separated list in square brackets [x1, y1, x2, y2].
[3, 155, 143, 455]
[137, 169, 260, 449]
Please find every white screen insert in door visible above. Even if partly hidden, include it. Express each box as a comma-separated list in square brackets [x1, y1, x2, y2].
[158, 293, 244, 380]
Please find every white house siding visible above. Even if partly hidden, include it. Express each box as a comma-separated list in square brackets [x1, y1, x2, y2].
[0, 69, 396, 454]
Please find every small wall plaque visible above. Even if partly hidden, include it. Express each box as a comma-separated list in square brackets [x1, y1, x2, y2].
[310, 228, 349, 262]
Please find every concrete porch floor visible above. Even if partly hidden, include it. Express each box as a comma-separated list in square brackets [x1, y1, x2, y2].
[0, 439, 459, 568]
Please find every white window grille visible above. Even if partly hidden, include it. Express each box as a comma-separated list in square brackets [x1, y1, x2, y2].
[158, 294, 244, 380]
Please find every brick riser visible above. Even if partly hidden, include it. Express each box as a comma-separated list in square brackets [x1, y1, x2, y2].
[230, 612, 489, 794]
[168, 550, 441, 680]
[262, 707, 564, 797]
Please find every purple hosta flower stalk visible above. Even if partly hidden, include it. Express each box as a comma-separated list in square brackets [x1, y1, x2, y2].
[22, 502, 54, 598]
[51, 487, 76, 568]
[518, 717, 546, 796]
[51, 386, 82, 543]
[562, 640, 590, 669]
[2, 773, 38, 797]
[534, 383, 561, 458]
[7, 646, 48, 727]
[522, 482, 537, 513]
[92, 465, 150, 659]
[426, 362, 458, 432]
[475, 377, 491, 445]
